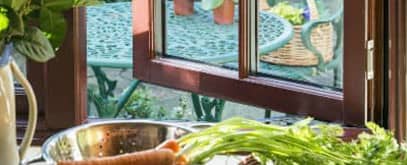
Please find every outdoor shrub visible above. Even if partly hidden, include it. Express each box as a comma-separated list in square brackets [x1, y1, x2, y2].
[269, 2, 306, 25]
[124, 86, 155, 119]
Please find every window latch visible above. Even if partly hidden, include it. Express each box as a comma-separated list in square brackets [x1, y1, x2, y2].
[367, 40, 374, 80]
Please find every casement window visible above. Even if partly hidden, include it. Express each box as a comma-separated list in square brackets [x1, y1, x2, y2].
[15, 0, 407, 144]
[133, 0, 378, 127]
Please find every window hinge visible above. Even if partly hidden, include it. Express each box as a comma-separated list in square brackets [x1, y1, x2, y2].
[367, 40, 375, 80]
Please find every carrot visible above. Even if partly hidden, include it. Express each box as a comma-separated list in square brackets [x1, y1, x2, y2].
[176, 155, 188, 165]
[156, 139, 181, 153]
[157, 139, 188, 165]
[57, 149, 175, 165]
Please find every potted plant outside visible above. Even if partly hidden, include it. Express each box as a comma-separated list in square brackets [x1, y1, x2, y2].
[174, 0, 195, 16]
[261, 1, 335, 67]
[0, 1, 99, 164]
[201, 0, 239, 25]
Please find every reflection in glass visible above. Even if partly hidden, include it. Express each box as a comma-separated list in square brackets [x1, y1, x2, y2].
[165, 0, 239, 67]
[86, 1, 134, 118]
[257, 0, 343, 91]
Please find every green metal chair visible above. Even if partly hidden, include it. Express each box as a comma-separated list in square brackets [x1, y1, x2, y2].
[86, 3, 140, 118]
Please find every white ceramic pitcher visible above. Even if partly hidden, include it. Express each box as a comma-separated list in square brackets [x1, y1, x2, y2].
[0, 44, 37, 165]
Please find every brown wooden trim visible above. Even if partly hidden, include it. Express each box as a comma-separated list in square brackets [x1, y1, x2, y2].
[44, 8, 87, 129]
[73, 8, 88, 125]
[16, 87, 29, 114]
[388, 0, 407, 141]
[16, 8, 88, 144]
[133, 0, 153, 80]
[149, 58, 344, 122]
[368, 0, 386, 126]
[342, 0, 368, 126]
[17, 115, 61, 145]
[238, 0, 249, 78]
[27, 64, 47, 112]
[134, 0, 368, 126]
[342, 127, 370, 142]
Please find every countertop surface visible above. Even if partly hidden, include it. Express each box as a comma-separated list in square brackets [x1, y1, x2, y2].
[25, 147, 44, 165]
[25, 147, 243, 165]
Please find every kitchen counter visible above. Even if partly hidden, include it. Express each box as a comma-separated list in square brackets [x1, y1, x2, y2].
[25, 147, 244, 165]
[25, 147, 44, 165]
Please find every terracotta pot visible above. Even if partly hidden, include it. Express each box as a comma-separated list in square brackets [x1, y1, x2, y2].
[213, 0, 235, 25]
[174, 0, 194, 16]
[0, 44, 37, 165]
[259, 0, 271, 10]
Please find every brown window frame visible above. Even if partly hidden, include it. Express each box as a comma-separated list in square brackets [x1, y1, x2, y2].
[16, 8, 88, 144]
[388, 0, 407, 141]
[133, 0, 371, 126]
[14, 0, 407, 144]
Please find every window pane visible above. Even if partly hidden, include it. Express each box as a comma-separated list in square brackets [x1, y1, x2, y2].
[86, 0, 268, 122]
[86, 1, 133, 118]
[259, 0, 343, 90]
[164, 0, 239, 68]
[255, 0, 343, 91]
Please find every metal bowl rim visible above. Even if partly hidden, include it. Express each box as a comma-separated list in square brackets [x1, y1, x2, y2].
[41, 120, 196, 163]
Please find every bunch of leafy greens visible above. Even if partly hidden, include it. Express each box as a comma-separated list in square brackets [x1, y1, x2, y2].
[178, 118, 407, 165]
[269, 2, 305, 25]
[0, 0, 99, 62]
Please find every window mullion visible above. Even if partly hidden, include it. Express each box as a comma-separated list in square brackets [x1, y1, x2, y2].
[239, 0, 254, 78]
[249, 0, 258, 75]
[153, 0, 164, 58]
[238, 0, 258, 79]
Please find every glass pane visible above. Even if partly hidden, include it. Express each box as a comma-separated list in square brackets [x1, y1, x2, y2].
[86, 1, 134, 118]
[85, 0, 268, 122]
[257, 0, 343, 91]
[164, 0, 239, 68]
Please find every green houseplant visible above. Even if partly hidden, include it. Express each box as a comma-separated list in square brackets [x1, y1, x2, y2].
[201, 0, 238, 25]
[0, 1, 98, 164]
[0, 0, 99, 61]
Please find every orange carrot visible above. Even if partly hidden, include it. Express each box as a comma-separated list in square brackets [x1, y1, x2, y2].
[157, 139, 188, 165]
[176, 155, 188, 165]
[157, 139, 181, 153]
[57, 149, 175, 165]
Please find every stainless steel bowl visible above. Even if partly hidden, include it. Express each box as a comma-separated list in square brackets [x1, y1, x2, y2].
[41, 120, 194, 163]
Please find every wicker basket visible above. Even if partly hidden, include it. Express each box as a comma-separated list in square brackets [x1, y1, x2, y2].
[261, 0, 334, 66]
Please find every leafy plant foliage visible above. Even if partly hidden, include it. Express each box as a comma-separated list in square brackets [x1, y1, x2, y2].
[269, 2, 305, 25]
[0, 0, 99, 62]
[179, 118, 407, 164]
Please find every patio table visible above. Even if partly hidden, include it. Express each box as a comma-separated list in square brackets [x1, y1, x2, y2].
[166, 3, 293, 64]
[165, 3, 340, 89]
[87, 2, 294, 67]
